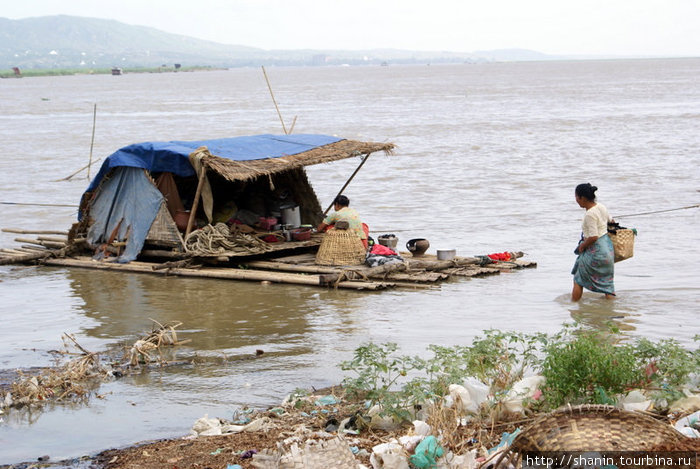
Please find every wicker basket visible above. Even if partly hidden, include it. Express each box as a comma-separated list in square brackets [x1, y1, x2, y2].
[492, 404, 686, 467]
[315, 228, 366, 266]
[608, 228, 635, 263]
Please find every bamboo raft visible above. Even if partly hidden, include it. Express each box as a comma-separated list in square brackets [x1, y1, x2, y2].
[0, 228, 536, 291]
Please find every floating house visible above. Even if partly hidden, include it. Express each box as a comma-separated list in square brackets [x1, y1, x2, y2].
[0, 134, 536, 290]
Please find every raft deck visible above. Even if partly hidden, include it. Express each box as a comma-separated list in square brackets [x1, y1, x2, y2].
[0, 229, 536, 291]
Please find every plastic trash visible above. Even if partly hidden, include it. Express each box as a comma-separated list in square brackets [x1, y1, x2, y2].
[463, 377, 490, 407]
[439, 449, 479, 469]
[191, 414, 222, 436]
[487, 428, 521, 454]
[409, 435, 444, 468]
[314, 395, 339, 406]
[226, 465, 243, 469]
[445, 384, 477, 414]
[674, 410, 700, 438]
[503, 376, 545, 413]
[370, 441, 410, 469]
[619, 390, 652, 411]
[368, 405, 401, 431]
[413, 420, 431, 436]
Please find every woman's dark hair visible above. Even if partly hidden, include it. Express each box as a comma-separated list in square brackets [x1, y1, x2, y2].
[334, 195, 350, 207]
[575, 183, 598, 201]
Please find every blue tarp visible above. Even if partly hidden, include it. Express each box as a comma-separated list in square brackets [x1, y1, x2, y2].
[87, 167, 164, 263]
[86, 134, 343, 192]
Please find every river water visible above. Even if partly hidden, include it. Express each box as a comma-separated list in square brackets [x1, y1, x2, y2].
[0, 59, 698, 463]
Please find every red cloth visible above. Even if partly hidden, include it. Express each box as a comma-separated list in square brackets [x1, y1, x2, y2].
[370, 244, 397, 256]
[487, 252, 511, 261]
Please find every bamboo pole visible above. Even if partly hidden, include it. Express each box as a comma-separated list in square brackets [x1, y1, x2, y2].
[243, 260, 339, 274]
[42, 257, 392, 290]
[87, 103, 97, 180]
[323, 153, 371, 216]
[14, 238, 66, 249]
[3, 228, 69, 235]
[37, 236, 68, 243]
[54, 158, 102, 182]
[185, 169, 207, 239]
[262, 66, 288, 134]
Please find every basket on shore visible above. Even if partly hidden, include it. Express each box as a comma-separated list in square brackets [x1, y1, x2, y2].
[491, 404, 687, 468]
[315, 228, 366, 266]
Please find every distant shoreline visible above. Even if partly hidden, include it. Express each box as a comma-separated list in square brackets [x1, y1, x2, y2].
[0, 65, 220, 78]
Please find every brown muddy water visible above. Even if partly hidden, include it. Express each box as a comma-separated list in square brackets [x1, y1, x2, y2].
[0, 59, 698, 463]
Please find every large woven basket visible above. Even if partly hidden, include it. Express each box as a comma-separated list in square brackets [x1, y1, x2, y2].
[315, 228, 366, 266]
[609, 228, 635, 262]
[491, 404, 686, 467]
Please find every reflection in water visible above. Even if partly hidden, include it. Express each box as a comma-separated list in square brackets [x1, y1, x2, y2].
[567, 296, 639, 334]
[66, 267, 371, 357]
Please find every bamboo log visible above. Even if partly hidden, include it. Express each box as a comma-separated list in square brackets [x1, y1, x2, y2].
[14, 238, 66, 249]
[0, 250, 52, 265]
[42, 257, 391, 290]
[319, 262, 407, 285]
[244, 260, 339, 274]
[3, 228, 69, 235]
[21, 245, 50, 251]
[37, 236, 68, 243]
[387, 271, 448, 282]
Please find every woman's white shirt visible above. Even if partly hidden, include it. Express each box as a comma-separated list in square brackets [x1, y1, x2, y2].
[582, 203, 611, 238]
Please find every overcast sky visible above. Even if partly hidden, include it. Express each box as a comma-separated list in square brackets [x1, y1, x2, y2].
[4, 0, 699, 56]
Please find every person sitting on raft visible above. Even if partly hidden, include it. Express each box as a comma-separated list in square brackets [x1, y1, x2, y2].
[317, 195, 369, 248]
[571, 183, 615, 301]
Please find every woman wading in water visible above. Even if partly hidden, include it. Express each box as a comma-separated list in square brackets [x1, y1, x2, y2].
[571, 183, 615, 301]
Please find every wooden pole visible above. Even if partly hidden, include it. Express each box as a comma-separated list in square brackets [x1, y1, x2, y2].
[323, 153, 371, 216]
[185, 169, 207, 239]
[87, 103, 97, 180]
[262, 66, 288, 134]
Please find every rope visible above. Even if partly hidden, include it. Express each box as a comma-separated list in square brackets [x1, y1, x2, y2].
[184, 223, 273, 255]
[614, 203, 699, 219]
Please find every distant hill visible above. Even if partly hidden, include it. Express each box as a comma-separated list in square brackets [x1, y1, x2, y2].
[0, 15, 560, 70]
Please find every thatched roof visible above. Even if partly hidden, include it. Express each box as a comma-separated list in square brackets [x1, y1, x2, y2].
[201, 139, 395, 182]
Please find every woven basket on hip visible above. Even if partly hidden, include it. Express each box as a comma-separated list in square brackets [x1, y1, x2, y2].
[491, 404, 686, 468]
[315, 228, 366, 266]
[608, 228, 635, 262]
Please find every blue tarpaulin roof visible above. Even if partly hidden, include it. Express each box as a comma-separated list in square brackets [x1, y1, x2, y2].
[86, 134, 343, 192]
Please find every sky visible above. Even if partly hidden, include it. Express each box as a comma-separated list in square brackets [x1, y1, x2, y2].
[3, 0, 699, 57]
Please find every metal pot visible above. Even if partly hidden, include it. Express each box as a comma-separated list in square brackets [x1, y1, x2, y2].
[436, 249, 456, 260]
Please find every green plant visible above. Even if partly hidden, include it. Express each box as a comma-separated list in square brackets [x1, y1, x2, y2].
[339, 342, 421, 421]
[541, 329, 643, 407]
